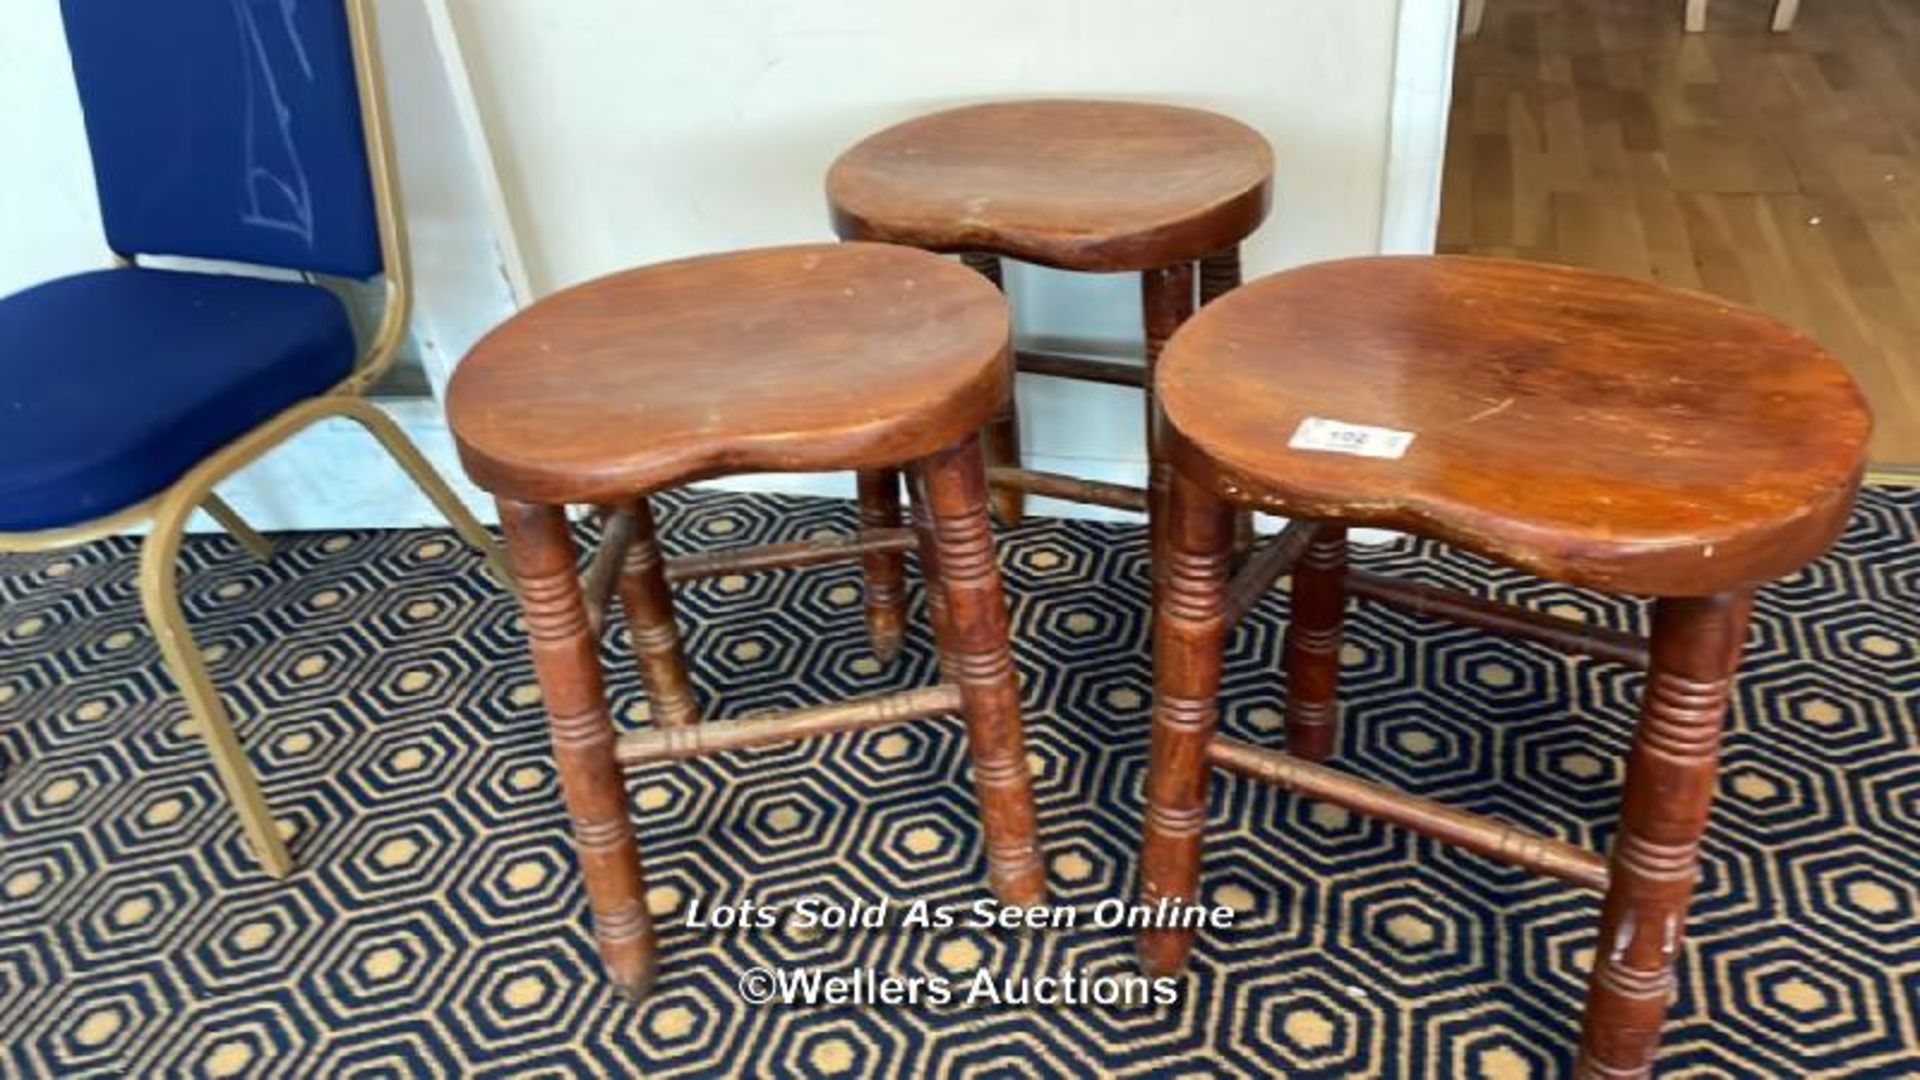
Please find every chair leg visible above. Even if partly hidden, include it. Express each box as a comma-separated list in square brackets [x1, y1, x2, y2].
[960, 252, 1025, 527]
[1142, 263, 1197, 605]
[1284, 524, 1348, 762]
[1198, 248, 1258, 565]
[1137, 470, 1236, 976]
[1577, 592, 1751, 1077]
[117, 393, 513, 880]
[499, 499, 657, 999]
[613, 498, 700, 729]
[333, 397, 516, 591]
[138, 506, 293, 878]
[1771, 0, 1800, 31]
[917, 434, 1047, 907]
[1684, 0, 1708, 32]
[855, 469, 908, 663]
[201, 494, 275, 562]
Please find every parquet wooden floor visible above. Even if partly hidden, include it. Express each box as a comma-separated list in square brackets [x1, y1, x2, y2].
[1443, 0, 1920, 470]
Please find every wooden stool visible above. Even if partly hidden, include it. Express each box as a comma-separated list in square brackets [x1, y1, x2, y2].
[1134, 256, 1870, 1075]
[827, 100, 1275, 566]
[447, 243, 1048, 998]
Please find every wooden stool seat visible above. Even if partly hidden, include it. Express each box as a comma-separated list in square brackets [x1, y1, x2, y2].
[827, 100, 1273, 272]
[1136, 255, 1871, 1075]
[1159, 256, 1871, 596]
[828, 100, 1274, 560]
[447, 243, 1011, 503]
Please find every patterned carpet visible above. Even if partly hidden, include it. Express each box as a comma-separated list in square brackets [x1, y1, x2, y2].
[0, 487, 1915, 1078]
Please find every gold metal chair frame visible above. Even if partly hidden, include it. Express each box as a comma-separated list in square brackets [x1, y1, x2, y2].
[0, 0, 510, 879]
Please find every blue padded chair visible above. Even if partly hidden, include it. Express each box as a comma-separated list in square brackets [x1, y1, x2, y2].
[1, 0, 509, 877]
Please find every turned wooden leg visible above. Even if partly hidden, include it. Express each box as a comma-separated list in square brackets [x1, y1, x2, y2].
[1198, 247, 1241, 308]
[1198, 248, 1257, 564]
[919, 434, 1047, 906]
[961, 252, 1024, 527]
[613, 498, 700, 729]
[1142, 262, 1197, 604]
[908, 468, 958, 684]
[1137, 470, 1236, 976]
[1284, 524, 1348, 762]
[855, 469, 908, 663]
[499, 499, 657, 999]
[1577, 591, 1752, 1078]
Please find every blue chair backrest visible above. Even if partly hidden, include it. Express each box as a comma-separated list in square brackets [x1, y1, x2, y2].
[60, 0, 383, 279]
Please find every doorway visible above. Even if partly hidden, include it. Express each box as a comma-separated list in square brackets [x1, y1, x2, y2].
[1442, 0, 1920, 481]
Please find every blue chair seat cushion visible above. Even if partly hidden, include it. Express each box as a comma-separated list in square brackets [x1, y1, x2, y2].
[0, 269, 356, 531]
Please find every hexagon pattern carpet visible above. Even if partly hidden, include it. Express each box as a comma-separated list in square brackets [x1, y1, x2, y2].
[1, 487, 1915, 1078]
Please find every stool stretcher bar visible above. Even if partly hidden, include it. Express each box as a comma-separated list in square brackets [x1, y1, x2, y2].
[986, 466, 1149, 513]
[1222, 520, 1315, 625]
[1346, 569, 1650, 668]
[665, 528, 917, 582]
[1206, 736, 1611, 892]
[583, 525, 918, 630]
[1015, 348, 1146, 388]
[615, 684, 964, 767]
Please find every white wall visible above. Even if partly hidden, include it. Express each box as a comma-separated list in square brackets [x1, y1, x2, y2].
[0, 2, 102, 296]
[455, 1, 1404, 287]
[446, 0, 1410, 514]
[0, 0, 1450, 530]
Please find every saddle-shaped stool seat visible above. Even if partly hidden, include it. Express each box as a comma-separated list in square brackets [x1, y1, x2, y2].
[449, 243, 1048, 998]
[1159, 256, 1867, 596]
[451, 245, 1017, 501]
[828, 100, 1272, 273]
[1135, 255, 1870, 1076]
[828, 99, 1275, 553]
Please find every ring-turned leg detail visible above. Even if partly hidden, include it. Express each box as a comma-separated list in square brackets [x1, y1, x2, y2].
[1197, 247, 1242, 307]
[920, 434, 1047, 906]
[1284, 524, 1348, 762]
[500, 499, 657, 999]
[614, 498, 700, 729]
[1137, 470, 1236, 977]
[1576, 591, 1752, 1078]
